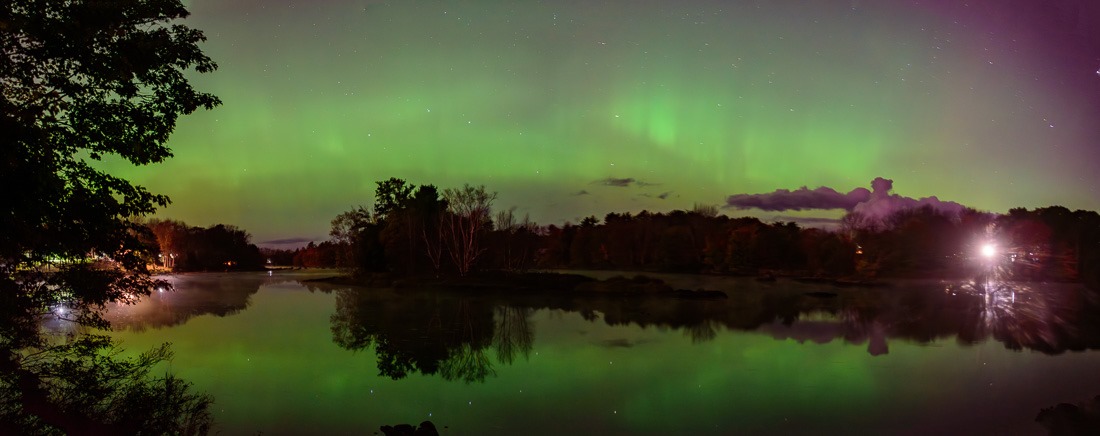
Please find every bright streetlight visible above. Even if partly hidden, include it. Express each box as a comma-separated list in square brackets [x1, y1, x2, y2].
[980, 243, 997, 259]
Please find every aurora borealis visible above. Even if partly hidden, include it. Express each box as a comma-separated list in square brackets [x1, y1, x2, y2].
[103, 0, 1100, 244]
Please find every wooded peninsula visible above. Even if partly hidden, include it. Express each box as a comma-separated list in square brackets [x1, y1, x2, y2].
[144, 177, 1100, 290]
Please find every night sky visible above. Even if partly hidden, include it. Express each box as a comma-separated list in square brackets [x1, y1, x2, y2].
[102, 0, 1100, 245]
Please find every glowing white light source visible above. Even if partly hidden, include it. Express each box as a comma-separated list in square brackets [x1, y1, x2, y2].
[980, 243, 997, 259]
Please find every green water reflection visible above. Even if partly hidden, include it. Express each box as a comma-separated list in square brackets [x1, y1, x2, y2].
[99, 271, 1100, 434]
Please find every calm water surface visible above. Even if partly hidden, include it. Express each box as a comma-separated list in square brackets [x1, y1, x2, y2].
[96, 271, 1100, 434]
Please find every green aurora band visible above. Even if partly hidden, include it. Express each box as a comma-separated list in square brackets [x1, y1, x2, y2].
[102, 0, 1100, 243]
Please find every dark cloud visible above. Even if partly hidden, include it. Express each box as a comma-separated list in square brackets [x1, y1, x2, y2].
[727, 186, 870, 211]
[727, 177, 968, 222]
[641, 191, 674, 200]
[591, 177, 658, 188]
[594, 177, 637, 187]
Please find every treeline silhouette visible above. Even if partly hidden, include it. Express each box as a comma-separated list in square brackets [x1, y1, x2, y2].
[145, 219, 265, 272]
[847, 205, 1100, 285]
[309, 178, 1099, 289]
[261, 240, 351, 269]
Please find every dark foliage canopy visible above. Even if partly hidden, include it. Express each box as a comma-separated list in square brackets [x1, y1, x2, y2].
[1, 0, 220, 341]
[2, 0, 219, 432]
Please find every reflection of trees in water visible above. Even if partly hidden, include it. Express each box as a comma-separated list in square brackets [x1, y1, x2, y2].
[101, 273, 287, 331]
[734, 278, 1100, 357]
[330, 277, 1100, 383]
[440, 344, 494, 383]
[685, 319, 718, 344]
[331, 289, 507, 383]
[494, 307, 534, 365]
[946, 279, 1097, 354]
[437, 300, 496, 383]
[772, 278, 1100, 356]
[329, 287, 757, 385]
[654, 281, 1098, 355]
[331, 294, 537, 383]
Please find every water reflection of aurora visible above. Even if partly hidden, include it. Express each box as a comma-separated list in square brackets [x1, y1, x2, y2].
[94, 272, 1100, 434]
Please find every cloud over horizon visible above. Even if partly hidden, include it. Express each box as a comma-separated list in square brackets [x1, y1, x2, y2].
[640, 191, 674, 200]
[728, 177, 967, 221]
[591, 177, 659, 188]
[594, 177, 637, 187]
[258, 237, 316, 246]
[727, 186, 871, 211]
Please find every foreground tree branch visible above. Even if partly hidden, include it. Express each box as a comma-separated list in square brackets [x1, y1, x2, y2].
[2, 0, 220, 432]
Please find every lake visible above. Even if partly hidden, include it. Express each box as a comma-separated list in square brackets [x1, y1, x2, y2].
[96, 271, 1100, 434]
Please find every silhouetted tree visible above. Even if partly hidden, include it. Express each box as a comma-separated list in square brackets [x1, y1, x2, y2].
[801, 228, 856, 276]
[330, 207, 371, 268]
[354, 221, 388, 273]
[147, 218, 189, 268]
[330, 206, 385, 272]
[995, 207, 1100, 286]
[1, 0, 218, 431]
[293, 241, 348, 268]
[538, 224, 573, 268]
[486, 208, 540, 271]
[411, 185, 448, 274]
[655, 224, 697, 270]
[443, 184, 497, 276]
[373, 178, 414, 221]
[372, 179, 417, 274]
[568, 222, 598, 268]
[352, 179, 452, 275]
[145, 220, 264, 271]
[725, 219, 764, 273]
[602, 212, 638, 268]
